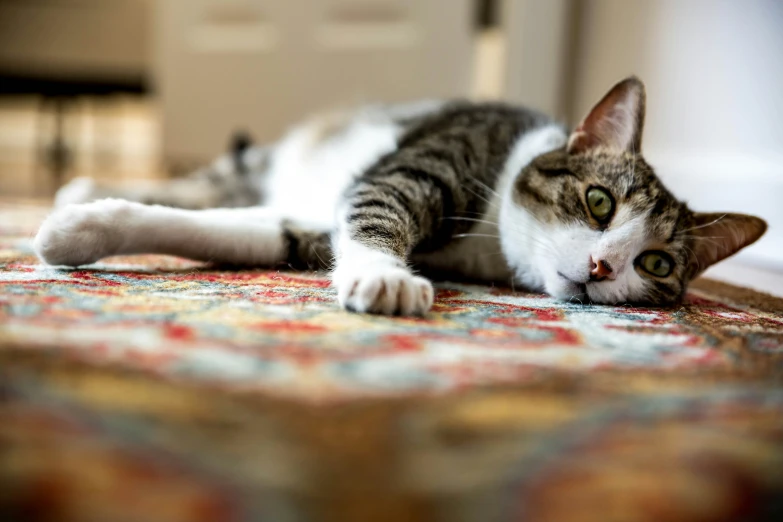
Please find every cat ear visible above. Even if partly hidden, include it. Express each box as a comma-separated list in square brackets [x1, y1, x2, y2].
[567, 76, 646, 155]
[230, 130, 254, 173]
[687, 212, 767, 276]
[230, 130, 253, 156]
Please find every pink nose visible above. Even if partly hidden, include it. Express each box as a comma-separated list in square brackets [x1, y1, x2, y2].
[590, 257, 615, 282]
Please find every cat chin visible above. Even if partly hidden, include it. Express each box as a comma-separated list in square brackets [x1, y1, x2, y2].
[586, 271, 650, 305]
[546, 274, 634, 305]
[582, 286, 614, 305]
[544, 276, 588, 304]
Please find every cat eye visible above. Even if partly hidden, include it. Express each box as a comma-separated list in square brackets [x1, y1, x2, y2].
[586, 187, 614, 222]
[638, 251, 674, 278]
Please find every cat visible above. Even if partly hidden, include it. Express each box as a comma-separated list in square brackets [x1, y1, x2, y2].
[35, 77, 767, 315]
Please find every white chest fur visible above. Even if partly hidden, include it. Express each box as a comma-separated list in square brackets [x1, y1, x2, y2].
[415, 124, 568, 284]
[262, 113, 403, 224]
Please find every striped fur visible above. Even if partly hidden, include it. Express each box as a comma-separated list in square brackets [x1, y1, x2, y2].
[342, 103, 549, 257]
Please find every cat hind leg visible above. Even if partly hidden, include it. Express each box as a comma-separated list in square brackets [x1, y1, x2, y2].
[34, 199, 331, 269]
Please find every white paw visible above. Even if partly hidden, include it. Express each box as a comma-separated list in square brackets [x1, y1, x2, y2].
[34, 199, 133, 266]
[54, 176, 96, 208]
[333, 263, 434, 316]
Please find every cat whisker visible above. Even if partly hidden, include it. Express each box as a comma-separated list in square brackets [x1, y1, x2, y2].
[505, 233, 553, 255]
[677, 214, 728, 234]
[441, 216, 499, 226]
[462, 183, 490, 202]
[681, 244, 701, 271]
[459, 210, 497, 218]
[469, 178, 500, 198]
[677, 235, 727, 248]
[508, 223, 556, 252]
[678, 235, 725, 250]
[463, 184, 498, 209]
[451, 233, 501, 240]
[311, 245, 329, 269]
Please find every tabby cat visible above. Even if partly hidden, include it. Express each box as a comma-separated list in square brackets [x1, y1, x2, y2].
[35, 77, 767, 315]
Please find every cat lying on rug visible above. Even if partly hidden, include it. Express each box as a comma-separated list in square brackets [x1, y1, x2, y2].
[35, 77, 766, 315]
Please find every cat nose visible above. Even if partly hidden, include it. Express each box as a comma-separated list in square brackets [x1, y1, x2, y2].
[590, 257, 615, 282]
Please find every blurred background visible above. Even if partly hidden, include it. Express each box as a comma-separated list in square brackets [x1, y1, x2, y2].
[0, 0, 781, 290]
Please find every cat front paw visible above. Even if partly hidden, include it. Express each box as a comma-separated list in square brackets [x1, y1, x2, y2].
[333, 264, 434, 316]
[34, 199, 132, 266]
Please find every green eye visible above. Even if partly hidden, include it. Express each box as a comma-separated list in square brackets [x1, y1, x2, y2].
[587, 187, 614, 221]
[639, 252, 673, 277]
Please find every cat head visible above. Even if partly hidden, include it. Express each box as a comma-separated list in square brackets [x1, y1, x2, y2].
[501, 77, 767, 306]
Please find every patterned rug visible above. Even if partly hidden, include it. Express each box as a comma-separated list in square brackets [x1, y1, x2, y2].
[2, 201, 783, 522]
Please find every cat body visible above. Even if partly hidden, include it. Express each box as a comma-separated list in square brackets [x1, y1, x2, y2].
[37, 78, 767, 315]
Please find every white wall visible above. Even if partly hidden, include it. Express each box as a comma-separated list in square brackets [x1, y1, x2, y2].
[571, 0, 783, 270]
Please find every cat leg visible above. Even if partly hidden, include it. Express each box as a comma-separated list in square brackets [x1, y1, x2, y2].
[332, 231, 434, 316]
[332, 163, 466, 316]
[34, 199, 331, 268]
